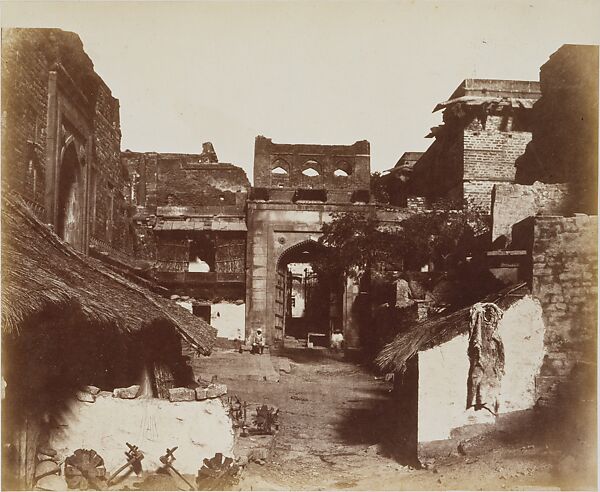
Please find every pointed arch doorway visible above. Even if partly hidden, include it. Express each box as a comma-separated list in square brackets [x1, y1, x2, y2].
[56, 142, 84, 250]
[275, 240, 342, 346]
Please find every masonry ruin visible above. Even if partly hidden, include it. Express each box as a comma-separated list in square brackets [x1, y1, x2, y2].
[1, 24, 598, 490]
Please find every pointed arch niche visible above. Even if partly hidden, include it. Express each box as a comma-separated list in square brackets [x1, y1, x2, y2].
[56, 140, 84, 250]
[270, 158, 290, 187]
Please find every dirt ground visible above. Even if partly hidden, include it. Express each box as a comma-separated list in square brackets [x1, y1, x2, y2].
[189, 344, 595, 491]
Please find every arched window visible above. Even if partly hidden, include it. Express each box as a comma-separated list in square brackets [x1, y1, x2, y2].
[333, 169, 349, 177]
[271, 166, 288, 175]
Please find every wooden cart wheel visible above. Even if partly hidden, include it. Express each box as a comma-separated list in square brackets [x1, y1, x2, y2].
[196, 452, 240, 491]
[64, 449, 107, 490]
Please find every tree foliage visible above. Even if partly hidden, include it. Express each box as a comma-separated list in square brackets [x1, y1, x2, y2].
[315, 200, 490, 281]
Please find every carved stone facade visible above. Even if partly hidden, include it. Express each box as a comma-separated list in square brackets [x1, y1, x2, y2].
[1, 28, 130, 255]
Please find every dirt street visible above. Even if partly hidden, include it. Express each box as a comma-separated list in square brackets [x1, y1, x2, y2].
[193, 345, 582, 491]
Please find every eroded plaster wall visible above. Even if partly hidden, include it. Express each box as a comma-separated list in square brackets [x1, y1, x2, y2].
[418, 296, 545, 443]
[49, 395, 234, 474]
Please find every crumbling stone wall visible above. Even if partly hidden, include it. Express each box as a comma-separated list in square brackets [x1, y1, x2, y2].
[91, 82, 133, 253]
[122, 151, 250, 213]
[253, 136, 370, 201]
[491, 182, 573, 245]
[516, 45, 598, 214]
[532, 215, 598, 400]
[156, 159, 249, 209]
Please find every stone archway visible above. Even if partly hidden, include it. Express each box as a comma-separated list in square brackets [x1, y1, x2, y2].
[275, 239, 331, 343]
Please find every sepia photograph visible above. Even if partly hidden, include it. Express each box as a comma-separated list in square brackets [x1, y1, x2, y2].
[0, 1, 598, 490]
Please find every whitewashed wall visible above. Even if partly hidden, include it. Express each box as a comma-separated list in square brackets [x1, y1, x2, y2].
[210, 302, 246, 340]
[50, 395, 235, 474]
[176, 300, 246, 340]
[418, 296, 545, 443]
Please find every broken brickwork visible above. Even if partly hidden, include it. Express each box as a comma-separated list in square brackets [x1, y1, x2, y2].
[121, 149, 250, 304]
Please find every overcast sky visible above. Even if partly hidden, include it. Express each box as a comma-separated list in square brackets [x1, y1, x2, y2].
[2, 1, 599, 179]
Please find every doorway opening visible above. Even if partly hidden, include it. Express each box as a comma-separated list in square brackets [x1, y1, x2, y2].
[56, 143, 82, 249]
[276, 240, 342, 347]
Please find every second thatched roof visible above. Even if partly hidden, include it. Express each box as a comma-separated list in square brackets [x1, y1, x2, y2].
[376, 282, 528, 373]
[1, 193, 217, 354]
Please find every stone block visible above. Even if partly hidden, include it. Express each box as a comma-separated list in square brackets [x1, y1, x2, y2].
[249, 447, 269, 462]
[35, 460, 61, 479]
[83, 385, 101, 395]
[76, 391, 96, 403]
[278, 358, 291, 374]
[195, 387, 208, 400]
[168, 387, 196, 402]
[113, 385, 141, 399]
[37, 447, 57, 458]
[34, 474, 68, 491]
[206, 383, 227, 398]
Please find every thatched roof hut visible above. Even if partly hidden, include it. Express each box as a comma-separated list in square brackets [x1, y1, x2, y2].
[1, 193, 217, 353]
[376, 282, 528, 373]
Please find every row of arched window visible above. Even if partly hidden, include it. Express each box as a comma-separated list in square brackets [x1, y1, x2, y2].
[269, 158, 353, 178]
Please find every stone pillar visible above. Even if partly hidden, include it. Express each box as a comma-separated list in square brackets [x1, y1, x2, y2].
[342, 276, 361, 349]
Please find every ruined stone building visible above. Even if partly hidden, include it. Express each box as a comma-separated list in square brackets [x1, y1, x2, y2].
[1, 28, 133, 258]
[377, 151, 424, 207]
[246, 136, 373, 347]
[407, 79, 541, 212]
[121, 145, 250, 339]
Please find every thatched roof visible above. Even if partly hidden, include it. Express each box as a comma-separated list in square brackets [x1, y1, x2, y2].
[376, 282, 528, 373]
[1, 194, 217, 354]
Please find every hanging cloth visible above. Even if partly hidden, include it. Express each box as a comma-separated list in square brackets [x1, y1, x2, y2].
[467, 302, 505, 415]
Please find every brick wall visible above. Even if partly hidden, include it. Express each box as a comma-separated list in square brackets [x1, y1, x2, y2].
[1, 29, 51, 214]
[408, 131, 463, 203]
[91, 82, 132, 253]
[463, 115, 532, 212]
[531, 215, 598, 399]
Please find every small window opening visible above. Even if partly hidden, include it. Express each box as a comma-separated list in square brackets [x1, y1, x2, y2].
[271, 166, 288, 175]
[334, 169, 349, 177]
[302, 168, 320, 177]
